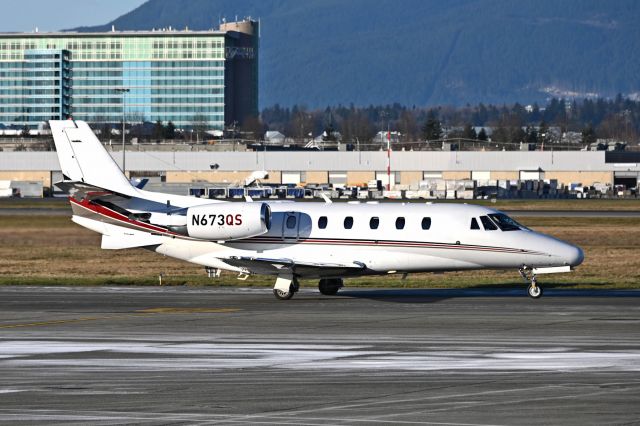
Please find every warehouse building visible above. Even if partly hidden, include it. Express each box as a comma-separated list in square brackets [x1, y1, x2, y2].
[0, 19, 258, 130]
[0, 150, 638, 197]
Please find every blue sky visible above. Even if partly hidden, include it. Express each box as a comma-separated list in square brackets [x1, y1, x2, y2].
[0, 0, 147, 32]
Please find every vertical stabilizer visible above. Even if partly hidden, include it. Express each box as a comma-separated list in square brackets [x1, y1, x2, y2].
[50, 120, 136, 196]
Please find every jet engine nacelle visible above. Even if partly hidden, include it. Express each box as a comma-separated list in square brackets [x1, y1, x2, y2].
[186, 202, 271, 241]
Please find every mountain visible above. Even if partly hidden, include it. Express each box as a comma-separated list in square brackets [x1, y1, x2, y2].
[73, 0, 640, 108]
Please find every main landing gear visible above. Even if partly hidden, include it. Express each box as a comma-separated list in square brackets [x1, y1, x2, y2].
[519, 267, 543, 299]
[272, 277, 345, 300]
[318, 278, 343, 296]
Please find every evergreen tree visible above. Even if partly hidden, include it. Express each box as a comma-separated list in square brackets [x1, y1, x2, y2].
[491, 124, 509, 142]
[164, 121, 176, 139]
[538, 120, 550, 144]
[581, 124, 597, 145]
[511, 127, 527, 144]
[421, 110, 442, 141]
[462, 123, 477, 140]
[153, 120, 165, 140]
[477, 128, 488, 141]
[525, 126, 538, 143]
[398, 110, 418, 141]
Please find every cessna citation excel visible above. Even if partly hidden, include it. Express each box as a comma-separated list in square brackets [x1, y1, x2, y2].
[50, 120, 584, 300]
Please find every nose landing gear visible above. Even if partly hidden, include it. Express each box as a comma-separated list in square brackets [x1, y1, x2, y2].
[273, 275, 300, 300]
[519, 267, 543, 299]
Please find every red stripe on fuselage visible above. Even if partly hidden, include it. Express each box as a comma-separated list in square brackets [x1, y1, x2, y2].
[70, 197, 178, 235]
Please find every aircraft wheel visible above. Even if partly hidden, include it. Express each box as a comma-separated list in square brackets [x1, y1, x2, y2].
[528, 284, 543, 299]
[273, 288, 294, 300]
[319, 278, 343, 296]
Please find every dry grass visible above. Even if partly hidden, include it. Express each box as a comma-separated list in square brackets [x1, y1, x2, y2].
[0, 214, 638, 289]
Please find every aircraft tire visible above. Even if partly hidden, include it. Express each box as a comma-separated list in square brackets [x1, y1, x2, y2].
[527, 284, 543, 299]
[273, 288, 294, 300]
[319, 278, 343, 296]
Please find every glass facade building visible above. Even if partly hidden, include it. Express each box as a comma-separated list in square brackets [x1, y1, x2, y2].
[0, 20, 258, 130]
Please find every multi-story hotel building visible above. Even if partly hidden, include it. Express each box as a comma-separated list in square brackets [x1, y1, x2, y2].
[0, 19, 258, 130]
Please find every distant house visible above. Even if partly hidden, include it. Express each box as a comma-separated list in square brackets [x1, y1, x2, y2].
[313, 131, 342, 143]
[590, 139, 627, 151]
[473, 126, 493, 137]
[373, 131, 402, 144]
[264, 131, 286, 144]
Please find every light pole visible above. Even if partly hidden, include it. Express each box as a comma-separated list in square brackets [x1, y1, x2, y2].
[114, 88, 129, 172]
[380, 111, 391, 191]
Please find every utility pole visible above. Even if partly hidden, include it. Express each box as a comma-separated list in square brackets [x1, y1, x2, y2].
[114, 88, 130, 172]
[380, 111, 392, 191]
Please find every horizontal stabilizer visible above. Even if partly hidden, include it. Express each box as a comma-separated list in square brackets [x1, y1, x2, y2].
[101, 234, 165, 250]
[72, 215, 165, 249]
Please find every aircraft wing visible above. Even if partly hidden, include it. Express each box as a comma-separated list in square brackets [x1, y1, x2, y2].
[223, 256, 367, 277]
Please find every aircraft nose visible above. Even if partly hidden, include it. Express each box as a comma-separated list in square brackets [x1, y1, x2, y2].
[562, 243, 584, 267]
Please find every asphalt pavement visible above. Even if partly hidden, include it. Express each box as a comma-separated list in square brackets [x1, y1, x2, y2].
[1, 286, 639, 425]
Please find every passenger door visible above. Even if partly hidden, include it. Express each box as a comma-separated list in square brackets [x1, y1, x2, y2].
[282, 212, 300, 242]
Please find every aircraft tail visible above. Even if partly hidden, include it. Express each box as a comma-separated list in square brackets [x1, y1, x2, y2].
[49, 120, 137, 196]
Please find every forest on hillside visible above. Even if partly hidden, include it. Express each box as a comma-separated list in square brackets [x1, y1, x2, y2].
[246, 96, 640, 148]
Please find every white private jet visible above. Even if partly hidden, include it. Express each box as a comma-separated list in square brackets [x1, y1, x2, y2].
[50, 120, 584, 300]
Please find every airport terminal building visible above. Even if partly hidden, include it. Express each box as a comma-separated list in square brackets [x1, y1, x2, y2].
[0, 20, 258, 130]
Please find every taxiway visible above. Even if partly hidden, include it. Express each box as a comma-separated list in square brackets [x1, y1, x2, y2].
[1, 286, 639, 425]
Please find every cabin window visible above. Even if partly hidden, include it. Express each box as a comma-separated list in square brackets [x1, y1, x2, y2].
[318, 216, 328, 229]
[370, 217, 379, 229]
[421, 217, 431, 230]
[470, 217, 480, 230]
[480, 215, 498, 231]
[395, 217, 405, 230]
[344, 216, 354, 229]
[286, 215, 297, 229]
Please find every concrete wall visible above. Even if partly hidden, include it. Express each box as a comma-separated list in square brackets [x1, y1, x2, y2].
[0, 171, 50, 187]
[490, 171, 519, 180]
[400, 171, 423, 186]
[304, 171, 328, 184]
[544, 171, 613, 186]
[443, 171, 471, 180]
[346, 171, 375, 186]
[0, 168, 616, 190]
[0, 151, 632, 191]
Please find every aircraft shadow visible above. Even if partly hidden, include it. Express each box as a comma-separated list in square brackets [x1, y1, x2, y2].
[335, 285, 640, 304]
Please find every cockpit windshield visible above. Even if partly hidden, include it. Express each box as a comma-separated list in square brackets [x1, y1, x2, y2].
[487, 213, 527, 231]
